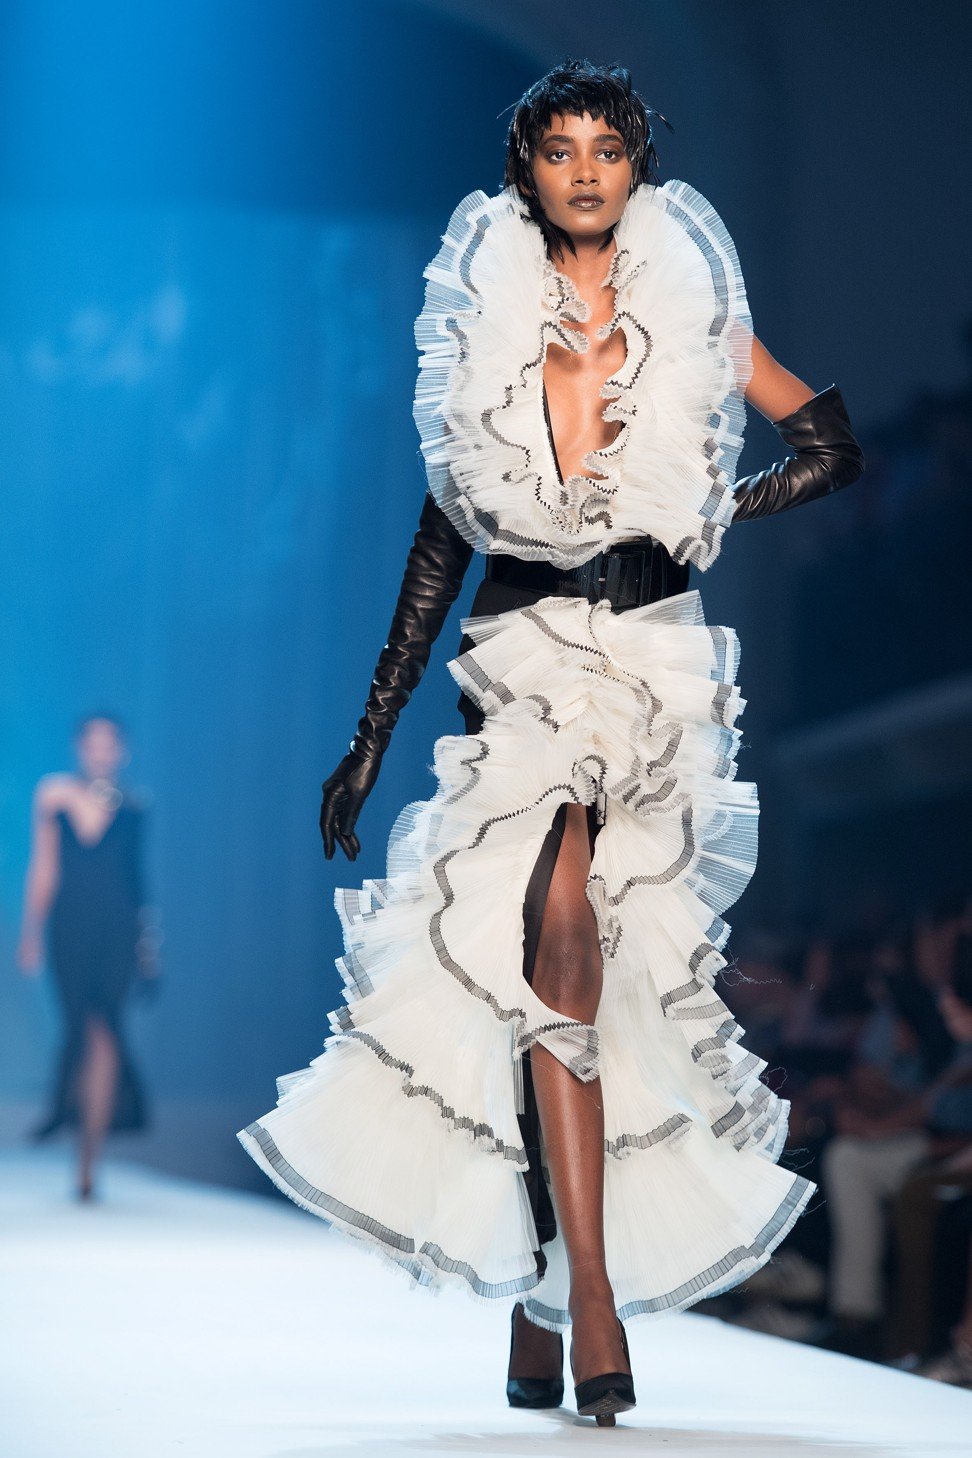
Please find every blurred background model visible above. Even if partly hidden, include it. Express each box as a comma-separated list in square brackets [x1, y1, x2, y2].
[2, 3, 972, 1452]
[17, 713, 160, 1199]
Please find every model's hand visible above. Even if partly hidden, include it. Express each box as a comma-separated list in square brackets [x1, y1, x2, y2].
[732, 383, 865, 523]
[320, 751, 381, 862]
[16, 931, 43, 975]
[318, 492, 473, 865]
[318, 493, 473, 865]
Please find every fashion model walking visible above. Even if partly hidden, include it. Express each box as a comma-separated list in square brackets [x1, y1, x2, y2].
[238, 60, 864, 1425]
[18, 713, 157, 1200]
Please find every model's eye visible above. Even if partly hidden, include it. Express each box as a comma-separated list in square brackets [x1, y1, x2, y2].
[545, 148, 621, 163]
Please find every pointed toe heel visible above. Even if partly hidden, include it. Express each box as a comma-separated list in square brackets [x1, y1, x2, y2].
[506, 1375, 566, 1409]
[572, 1317, 636, 1423]
[506, 1302, 565, 1409]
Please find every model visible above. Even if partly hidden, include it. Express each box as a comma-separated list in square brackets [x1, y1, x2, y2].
[237, 59, 864, 1425]
[18, 713, 158, 1200]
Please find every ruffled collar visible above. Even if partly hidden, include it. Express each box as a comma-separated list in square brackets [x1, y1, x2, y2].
[413, 179, 753, 572]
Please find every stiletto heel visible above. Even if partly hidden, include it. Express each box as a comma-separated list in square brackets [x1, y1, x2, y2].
[506, 1302, 565, 1409]
[572, 1317, 636, 1425]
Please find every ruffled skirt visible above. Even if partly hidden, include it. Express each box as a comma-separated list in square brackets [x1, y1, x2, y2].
[237, 586, 816, 1330]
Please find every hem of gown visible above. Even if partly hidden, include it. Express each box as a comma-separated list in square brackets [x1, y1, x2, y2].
[32, 1036, 149, 1138]
[522, 1168, 817, 1332]
[237, 1120, 543, 1304]
[237, 1117, 816, 1328]
[29, 1115, 149, 1138]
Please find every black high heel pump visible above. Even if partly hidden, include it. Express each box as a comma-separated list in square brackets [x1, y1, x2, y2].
[506, 1302, 565, 1409]
[572, 1316, 636, 1426]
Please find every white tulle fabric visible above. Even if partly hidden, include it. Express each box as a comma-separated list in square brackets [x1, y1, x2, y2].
[412, 178, 754, 571]
[237, 589, 816, 1328]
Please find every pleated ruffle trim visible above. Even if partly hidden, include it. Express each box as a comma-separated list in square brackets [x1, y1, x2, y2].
[238, 1118, 815, 1326]
[237, 589, 817, 1326]
[412, 178, 754, 572]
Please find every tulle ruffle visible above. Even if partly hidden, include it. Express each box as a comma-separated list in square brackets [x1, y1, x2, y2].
[412, 179, 754, 572]
[237, 589, 816, 1328]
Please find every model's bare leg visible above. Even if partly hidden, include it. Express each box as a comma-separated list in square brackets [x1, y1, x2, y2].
[530, 802, 628, 1387]
[507, 802, 570, 1384]
[77, 1012, 119, 1197]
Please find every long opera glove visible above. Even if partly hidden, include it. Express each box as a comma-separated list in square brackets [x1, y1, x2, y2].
[319, 491, 474, 860]
[731, 383, 865, 524]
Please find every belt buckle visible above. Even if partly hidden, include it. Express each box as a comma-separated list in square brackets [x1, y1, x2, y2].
[611, 547, 651, 610]
[584, 551, 605, 604]
[603, 552, 624, 607]
[585, 548, 648, 607]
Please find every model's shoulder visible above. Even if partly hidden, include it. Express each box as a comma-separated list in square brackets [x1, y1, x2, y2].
[34, 772, 74, 813]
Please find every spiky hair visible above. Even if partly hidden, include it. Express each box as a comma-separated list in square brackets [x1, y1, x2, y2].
[502, 57, 673, 259]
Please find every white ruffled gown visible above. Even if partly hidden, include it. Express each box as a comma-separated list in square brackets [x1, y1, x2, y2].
[237, 178, 818, 1331]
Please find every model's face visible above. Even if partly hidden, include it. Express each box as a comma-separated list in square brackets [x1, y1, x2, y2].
[75, 720, 126, 780]
[526, 111, 633, 247]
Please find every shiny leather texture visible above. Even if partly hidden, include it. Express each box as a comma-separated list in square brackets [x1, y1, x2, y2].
[506, 1374, 566, 1409]
[506, 1303, 564, 1409]
[573, 1318, 636, 1421]
[322, 379, 864, 857]
[346, 491, 474, 759]
[319, 491, 474, 859]
[485, 534, 689, 610]
[730, 382, 865, 524]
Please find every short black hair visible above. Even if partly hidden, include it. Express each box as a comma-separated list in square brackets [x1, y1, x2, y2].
[502, 57, 673, 260]
[74, 710, 127, 740]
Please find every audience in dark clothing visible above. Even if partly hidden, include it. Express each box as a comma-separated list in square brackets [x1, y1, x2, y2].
[707, 904, 972, 1383]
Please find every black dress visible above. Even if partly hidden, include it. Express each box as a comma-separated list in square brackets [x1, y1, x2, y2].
[32, 795, 150, 1138]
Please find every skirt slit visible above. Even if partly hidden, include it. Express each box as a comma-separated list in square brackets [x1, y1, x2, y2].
[456, 574, 604, 1262]
[236, 570, 820, 1324]
[516, 798, 602, 1253]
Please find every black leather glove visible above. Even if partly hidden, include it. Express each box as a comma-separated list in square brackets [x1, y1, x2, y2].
[731, 383, 865, 524]
[320, 491, 474, 861]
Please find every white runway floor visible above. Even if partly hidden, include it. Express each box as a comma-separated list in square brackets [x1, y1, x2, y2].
[2, 1148, 971, 1458]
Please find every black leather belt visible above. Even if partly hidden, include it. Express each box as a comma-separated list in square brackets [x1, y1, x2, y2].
[484, 537, 687, 610]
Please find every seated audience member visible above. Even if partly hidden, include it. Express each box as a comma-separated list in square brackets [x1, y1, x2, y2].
[888, 958, 972, 1375]
[817, 945, 955, 1358]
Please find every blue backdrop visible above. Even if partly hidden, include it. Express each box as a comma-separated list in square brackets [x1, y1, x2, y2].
[2, 1, 970, 1185]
